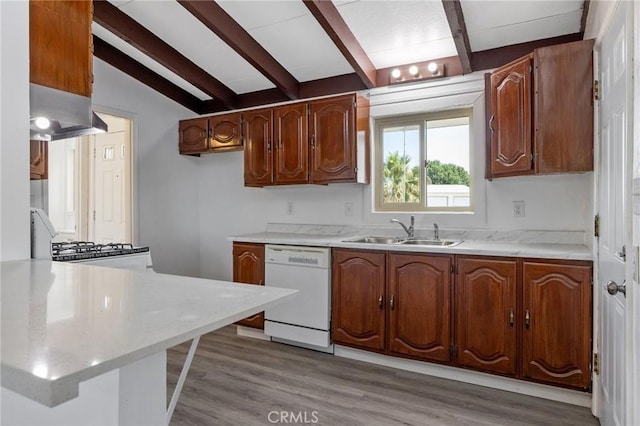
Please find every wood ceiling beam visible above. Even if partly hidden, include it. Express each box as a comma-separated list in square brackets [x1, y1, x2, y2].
[442, 0, 473, 74]
[93, 0, 237, 109]
[177, 0, 300, 100]
[93, 37, 206, 113]
[580, 0, 591, 34]
[303, 0, 376, 89]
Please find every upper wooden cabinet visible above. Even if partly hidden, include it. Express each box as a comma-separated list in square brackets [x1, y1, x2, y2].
[30, 140, 48, 180]
[485, 39, 594, 179]
[232, 243, 265, 329]
[488, 55, 533, 177]
[274, 103, 309, 184]
[243, 109, 273, 186]
[30, 0, 93, 97]
[179, 113, 242, 155]
[522, 261, 592, 390]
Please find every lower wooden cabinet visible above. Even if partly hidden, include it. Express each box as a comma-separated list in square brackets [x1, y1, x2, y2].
[331, 249, 386, 351]
[388, 253, 451, 363]
[523, 261, 592, 389]
[456, 256, 518, 376]
[232, 243, 265, 329]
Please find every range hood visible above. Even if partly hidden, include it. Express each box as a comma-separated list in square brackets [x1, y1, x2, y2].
[29, 83, 108, 142]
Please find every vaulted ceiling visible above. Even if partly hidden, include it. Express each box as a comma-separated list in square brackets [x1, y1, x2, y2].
[92, 0, 589, 115]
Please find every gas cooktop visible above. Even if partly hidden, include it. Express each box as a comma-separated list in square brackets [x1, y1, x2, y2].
[51, 241, 150, 262]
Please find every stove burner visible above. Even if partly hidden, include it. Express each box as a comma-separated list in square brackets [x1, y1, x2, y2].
[51, 241, 150, 261]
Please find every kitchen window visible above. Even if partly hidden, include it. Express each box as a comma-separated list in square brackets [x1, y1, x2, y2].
[374, 109, 473, 212]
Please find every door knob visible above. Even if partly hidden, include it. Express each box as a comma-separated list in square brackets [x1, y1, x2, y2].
[606, 280, 626, 297]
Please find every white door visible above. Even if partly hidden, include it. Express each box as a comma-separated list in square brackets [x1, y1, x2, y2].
[597, 2, 632, 425]
[91, 128, 131, 244]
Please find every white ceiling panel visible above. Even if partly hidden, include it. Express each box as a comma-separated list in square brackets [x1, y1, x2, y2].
[114, 0, 275, 94]
[92, 23, 211, 101]
[217, 1, 310, 30]
[334, 0, 457, 69]
[462, 1, 583, 32]
[467, 10, 582, 52]
[246, 14, 355, 82]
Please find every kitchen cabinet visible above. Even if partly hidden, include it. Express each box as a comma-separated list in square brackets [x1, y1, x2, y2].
[232, 243, 265, 329]
[309, 95, 370, 184]
[331, 249, 386, 351]
[30, 140, 48, 180]
[486, 39, 594, 179]
[30, 0, 93, 97]
[274, 103, 309, 184]
[179, 113, 242, 155]
[243, 109, 273, 186]
[241, 93, 370, 186]
[388, 253, 452, 363]
[522, 260, 592, 389]
[456, 257, 518, 376]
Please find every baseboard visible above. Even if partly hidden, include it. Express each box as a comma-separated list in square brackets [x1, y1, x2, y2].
[236, 326, 271, 341]
[334, 345, 592, 408]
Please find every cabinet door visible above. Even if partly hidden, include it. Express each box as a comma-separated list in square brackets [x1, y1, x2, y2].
[309, 95, 356, 183]
[388, 254, 452, 363]
[534, 40, 594, 174]
[30, 0, 92, 97]
[179, 118, 209, 154]
[523, 261, 592, 389]
[243, 109, 273, 186]
[30, 140, 48, 180]
[332, 249, 386, 351]
[488, 55, 533, 177]
[456, 257, 517, 376]
[274, 104, 308, 184]
[233, 243, 265, 329]
[209, 113, 242, 151]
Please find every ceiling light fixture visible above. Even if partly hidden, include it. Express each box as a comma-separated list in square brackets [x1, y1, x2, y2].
[408, 65, 419, 77]
[34, 116, 50, 130]
[427, 62, 438, 74]
[391, 68, 401, 79]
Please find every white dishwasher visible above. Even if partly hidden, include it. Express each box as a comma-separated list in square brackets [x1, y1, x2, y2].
[264, 245, 332, 352]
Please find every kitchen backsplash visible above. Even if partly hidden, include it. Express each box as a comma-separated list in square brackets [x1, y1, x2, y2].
[265, 223, 587, 245]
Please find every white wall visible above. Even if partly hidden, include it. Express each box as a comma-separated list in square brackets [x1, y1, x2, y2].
[0, 1, 30, 261]
[92, 59, 200, 276]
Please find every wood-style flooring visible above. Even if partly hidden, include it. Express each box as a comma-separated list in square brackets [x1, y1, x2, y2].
[167, 327, 599, 426]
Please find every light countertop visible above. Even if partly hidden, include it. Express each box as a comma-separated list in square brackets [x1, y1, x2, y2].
[0, 260, 296, 407]
[230, 232, 592, 261]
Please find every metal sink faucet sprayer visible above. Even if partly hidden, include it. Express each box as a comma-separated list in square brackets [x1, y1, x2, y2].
[390, 216, 415, 238]
[433, 223, 439, 241]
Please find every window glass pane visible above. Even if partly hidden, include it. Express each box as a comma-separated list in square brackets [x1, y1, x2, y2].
[382, 125, 421, 204]
[426, 117, 470, 208]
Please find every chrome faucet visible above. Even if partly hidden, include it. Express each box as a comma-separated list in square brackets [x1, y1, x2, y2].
[391, 216, 415, 239]
[433, 223, 439, 241]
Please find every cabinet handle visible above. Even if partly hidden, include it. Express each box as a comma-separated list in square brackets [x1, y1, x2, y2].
[390, 295, 395, 310]
[378, 295, 383, 308]
[488, 115, 495, 133]
[310, 135, 315, 150]
[202, 130, 207, 138]
[267, 141, 271, 151]
[258, 280, 263, 285]
[525, 310, 530, 328]
[509, 309, 514, 327]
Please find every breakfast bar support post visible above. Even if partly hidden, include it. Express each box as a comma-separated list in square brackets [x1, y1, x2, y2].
[166, 335, 201, 425]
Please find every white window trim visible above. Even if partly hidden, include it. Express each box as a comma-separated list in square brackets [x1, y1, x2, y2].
[364, 73, 488, 229]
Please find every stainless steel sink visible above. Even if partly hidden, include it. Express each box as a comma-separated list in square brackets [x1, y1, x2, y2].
[400, 239, 462, 247]
[344, 236, 404, 244]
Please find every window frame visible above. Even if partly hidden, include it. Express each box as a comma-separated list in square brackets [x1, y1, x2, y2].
[374, 107, 474, 213]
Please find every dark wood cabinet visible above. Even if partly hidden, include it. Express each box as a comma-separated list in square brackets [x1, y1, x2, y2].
[232, 243, 265, 329]
[274, 103, 309, 184]
[456, 257, 518, 376]
[388, 253, 452, 363]
[331, 249, 386, 351]
[30, 0, 93, 97]
[179, 113, 242, 155]
[243, 109, 273, 186]
[488, 55, 533, 178]
[485, 39, 594, 179]
[522, 261, 592, 390]
[309, 95, 369, 184]
[30, 140, 48, 180]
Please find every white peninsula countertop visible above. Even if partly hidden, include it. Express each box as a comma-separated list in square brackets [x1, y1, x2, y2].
[0, 260, 296, 408]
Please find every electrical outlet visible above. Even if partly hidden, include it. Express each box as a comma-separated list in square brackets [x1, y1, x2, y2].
[345, 202, 353, 217]
[287, 201, 294, 215]
[513, 201, 525, 218]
